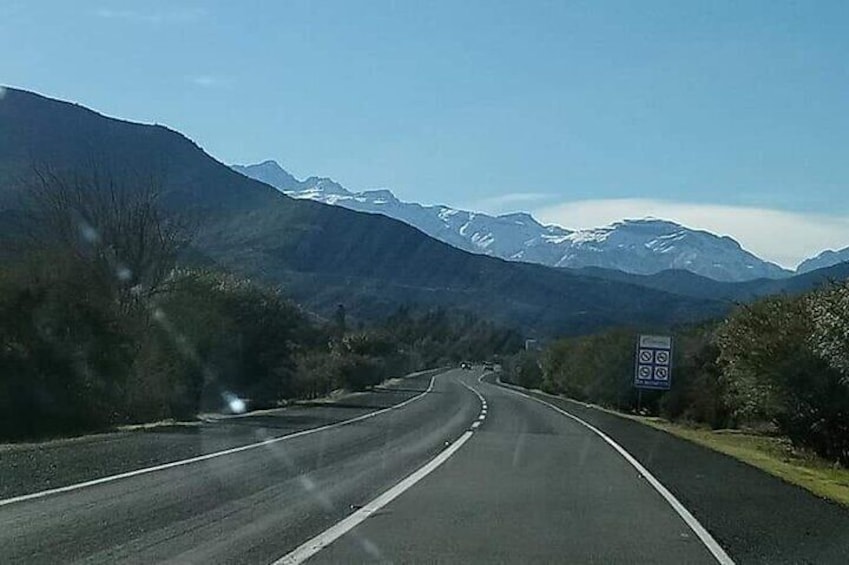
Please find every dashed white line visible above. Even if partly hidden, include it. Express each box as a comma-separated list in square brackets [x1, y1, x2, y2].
[275, 372, 488, 565]
[273, 429, 474, 565]
[459, 379, 488, 435]
[0, 376, 437, 509]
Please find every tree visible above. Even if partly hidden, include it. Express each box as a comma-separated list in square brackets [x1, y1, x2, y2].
[505, 350, 543, 389]
[0, 165, 193, 436]
[334, 303, 347, 336]
[717, 292, 849, 463]
[22, 165, 191, 303]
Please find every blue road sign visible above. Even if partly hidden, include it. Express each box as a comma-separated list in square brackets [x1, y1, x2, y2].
[635, 334, 672, 390]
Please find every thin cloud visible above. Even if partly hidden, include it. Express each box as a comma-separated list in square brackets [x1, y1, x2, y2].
[534, 198, 849, 270]
[186, 75, 230, 89]
[94, 7, 207, 25]
[473, 192, 554, 213]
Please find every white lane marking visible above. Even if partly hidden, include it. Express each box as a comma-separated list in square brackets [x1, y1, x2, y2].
[0, 376, 437, 509]
[460, 379, 487, 432]
[496, 381, 734, 565]
[275, 430, 475, 564]
[275, 374, 487, 564]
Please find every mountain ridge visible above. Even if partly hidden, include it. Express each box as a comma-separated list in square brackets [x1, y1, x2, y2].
[797, 247, 849, 274]
[233, 160, 791, 282]
[0, 86, 727, 338]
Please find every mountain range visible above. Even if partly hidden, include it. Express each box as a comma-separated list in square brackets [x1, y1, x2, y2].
[3, 87, 848, 339]
[233, 161, 801, 282]
[0, 87, 732, 338]
[797, 247, 849, 274]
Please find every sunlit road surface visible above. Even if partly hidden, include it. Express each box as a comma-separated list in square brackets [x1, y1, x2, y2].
[307, 371, 719, 564]
[2, 368, 848, 564]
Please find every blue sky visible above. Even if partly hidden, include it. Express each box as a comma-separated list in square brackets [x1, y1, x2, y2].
[2, 1, 848, 266]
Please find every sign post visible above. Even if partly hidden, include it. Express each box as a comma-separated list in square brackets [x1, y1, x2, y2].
[634, 334, 672, 392]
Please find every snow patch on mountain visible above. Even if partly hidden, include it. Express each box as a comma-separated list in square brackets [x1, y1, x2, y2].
[797, 247, 849, 274]
[232, 160, 792, 282]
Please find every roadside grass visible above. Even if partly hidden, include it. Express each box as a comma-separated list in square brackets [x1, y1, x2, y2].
[490, 377, 849, 506]
[506, 378, 849, 507]
[612, 409, 849, 507]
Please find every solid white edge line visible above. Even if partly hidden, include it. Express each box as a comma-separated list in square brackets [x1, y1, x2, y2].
[494, 378, 734, 565]
[274, 373, 487, 564]
[274, 430, 474, 565]
[274, 433, 476, 564]
[0, 375, 437, 508]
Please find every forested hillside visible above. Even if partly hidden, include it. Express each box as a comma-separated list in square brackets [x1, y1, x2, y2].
[505, 283, 849, 464]
[0, 169, 520, 440]
[0, 87, 726, 338]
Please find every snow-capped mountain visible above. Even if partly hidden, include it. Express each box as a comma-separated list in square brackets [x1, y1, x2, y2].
[232, 160, 791, 282]
[797, 247, 849, 274]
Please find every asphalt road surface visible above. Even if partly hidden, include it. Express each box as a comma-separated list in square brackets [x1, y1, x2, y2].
[2, 367, 848, 564]
[308, 371, 718, 564]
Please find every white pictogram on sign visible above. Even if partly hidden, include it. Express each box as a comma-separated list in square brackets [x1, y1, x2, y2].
[635, 335, 672, 390]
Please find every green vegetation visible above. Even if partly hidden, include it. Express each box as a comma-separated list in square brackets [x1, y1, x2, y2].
[501, 350, 544, 390]
[503, 283, 849, 467]
[606, 411, 849, 507]
[0, 87, 733, 342]
[0, 169, 521, 441]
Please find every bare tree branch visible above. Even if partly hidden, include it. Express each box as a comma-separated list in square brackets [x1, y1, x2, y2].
[20, 164, 193, 303]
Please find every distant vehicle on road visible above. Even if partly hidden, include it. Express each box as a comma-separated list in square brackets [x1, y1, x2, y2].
[483, 362, 495, 371]
[460, 362, 472, 370]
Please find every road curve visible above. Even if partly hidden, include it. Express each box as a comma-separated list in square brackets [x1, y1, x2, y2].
[0, 369, 477, 564]
[306, 370, 721, 564]
[8, 367, 843, 564]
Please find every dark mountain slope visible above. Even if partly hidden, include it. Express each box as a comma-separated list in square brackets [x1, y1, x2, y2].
[0, 87, 725, 336]
[577, 262, 849, 304]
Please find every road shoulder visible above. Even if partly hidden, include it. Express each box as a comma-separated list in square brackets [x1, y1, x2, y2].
[0, 370, 440, 501]
[309, 372, 718, 564]
[492, 376, 849, 564]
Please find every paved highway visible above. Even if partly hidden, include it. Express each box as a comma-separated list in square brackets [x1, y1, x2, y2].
[2, 367, 848, 563]
[0, 370, 471, 564]
[305, 371, 720, 564]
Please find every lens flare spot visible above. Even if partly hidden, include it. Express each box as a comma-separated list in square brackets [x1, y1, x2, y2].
[79, 223, 100, 243]
[223, 392, 246, 414]
[360, 538, 382, 559]
[299, 475, 316, 492]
